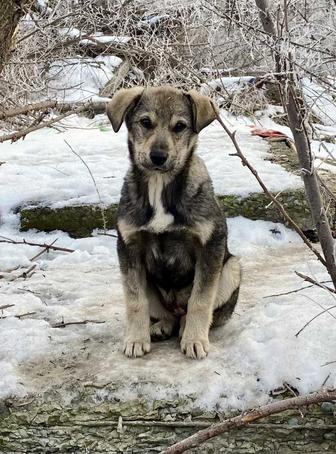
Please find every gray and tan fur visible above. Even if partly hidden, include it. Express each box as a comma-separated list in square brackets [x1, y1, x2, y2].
[107, 86, 241, 360]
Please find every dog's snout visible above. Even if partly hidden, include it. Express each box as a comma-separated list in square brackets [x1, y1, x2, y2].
[150, 149, 168, 166]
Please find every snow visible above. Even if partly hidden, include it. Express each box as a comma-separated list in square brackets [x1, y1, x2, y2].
[302, 78, 336, 126]
[311, 140, 336, 160]
[45, 56, 122, 102]
[314, 123, 336, 138]
[138, 14, 171, 28]
[0, 97, 334, 410]
[58, 27, 82, 39]
[0, 216, 335, 409]
[80, 35, 131, 46]
[0, 112, 302, 223]
[202, 76, 256, 95]
[4, 0, 336, 416]
[94, 35, 130, 44]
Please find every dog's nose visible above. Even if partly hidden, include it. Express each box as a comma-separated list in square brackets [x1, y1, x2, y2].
[150, 150, 168, 166]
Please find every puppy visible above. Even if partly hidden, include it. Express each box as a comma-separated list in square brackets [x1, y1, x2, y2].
[107, 86, 240, 359]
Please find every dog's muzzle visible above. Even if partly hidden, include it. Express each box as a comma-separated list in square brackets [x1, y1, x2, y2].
[150, 149, 168, 167]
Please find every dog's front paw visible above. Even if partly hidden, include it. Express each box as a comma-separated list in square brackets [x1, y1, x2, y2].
[180, 336, 209, 360]
[123, 337, 151, 358]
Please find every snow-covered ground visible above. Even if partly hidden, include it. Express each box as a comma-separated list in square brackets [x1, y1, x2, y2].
[1, 80, 335, 411]
[0, 217, 335, 410]
[0, 111, 302, 225]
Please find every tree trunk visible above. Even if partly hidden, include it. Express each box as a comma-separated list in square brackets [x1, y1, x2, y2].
[286, 85, 336, 287]
[255, 0, 336, 289]
[0, 0, 31, 74]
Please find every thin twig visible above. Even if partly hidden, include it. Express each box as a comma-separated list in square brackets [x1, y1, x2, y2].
[51, 319, 105, 328]
[0, 102, 93, 143]
[16, 12, 77, 44]
[0, 100, 57, 120]
[0, 236, 74, 253]
[295, 271, 336, 294]
[295, 305, 336, 337]
[97, 232, 118, 238]
[214, 113, 327, 268]
[16, 264, 37, 279]
[64, 140, 107, 233]
[0, 304, 15, 311]
[30, 239, 58, 261]
[16, 312, 36, 319]
[161, 389, 336, 454]
[0, 312, 36, 320]
[322, 361, 336, 367]
[322, 374, 331, 387]
[0, 100, 107, 121]
[263, 280, 332, 298]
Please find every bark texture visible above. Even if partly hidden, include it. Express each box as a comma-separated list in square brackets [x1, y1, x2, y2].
[255, 0, 336, 289]
[286, 85, 336, 287]
[0, 0, 31, 73]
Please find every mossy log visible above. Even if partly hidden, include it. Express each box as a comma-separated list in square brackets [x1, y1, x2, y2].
[1, 393, 335, 453]
[20, 204, 119, 238]
[19, 189, 312, 238]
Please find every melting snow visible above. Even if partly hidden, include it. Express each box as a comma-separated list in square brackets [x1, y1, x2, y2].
[0, 97, 335, 409]
[0, 217, 335, 409]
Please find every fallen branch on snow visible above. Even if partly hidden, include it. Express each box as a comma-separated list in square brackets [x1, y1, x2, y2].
[0, 236, 74, 253]
[0, 312, 36, 320]
[295, 271, 336, 294]
[17, 264, 37, 279]
[161, 388, 336, 454]
[30, 239, 58, 261]
[0, 304, 15, 311]
[51, 319, 105, 328]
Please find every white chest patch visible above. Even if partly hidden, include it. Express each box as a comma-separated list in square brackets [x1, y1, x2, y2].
[147, 174, 174, 233]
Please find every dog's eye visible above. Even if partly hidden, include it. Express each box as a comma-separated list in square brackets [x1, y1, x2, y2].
[173, 122, 187, 133]
[140, 117, 153, 129]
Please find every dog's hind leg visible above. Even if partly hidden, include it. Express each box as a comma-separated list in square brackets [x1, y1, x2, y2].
[148, 286, 177, 341]
[212, 255, 241, 328]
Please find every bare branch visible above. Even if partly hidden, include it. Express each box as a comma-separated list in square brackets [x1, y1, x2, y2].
[295, 304, 336, 337]
[0, 101, 104, 144]
[295, 271, 336, 294]
[51, 319, 105, 328]
[214, 113, 327, 268]
[0, 311, 36, 320]
[0, 236, 74, 253]
[0, 304, 15, 311]
[263, 280, 333, 298]
[16, 264, 37, 279]
[161, 389, 336, 454]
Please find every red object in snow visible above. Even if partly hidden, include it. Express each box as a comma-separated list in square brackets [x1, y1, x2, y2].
[249, 125, 288, 140]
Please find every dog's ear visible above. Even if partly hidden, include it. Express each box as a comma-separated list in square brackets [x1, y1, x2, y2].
[106, 87, 144, 132]
[186, 90, 219, 133]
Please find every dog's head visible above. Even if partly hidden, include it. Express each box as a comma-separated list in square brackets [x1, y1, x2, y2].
[106, 86, 218, 175]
